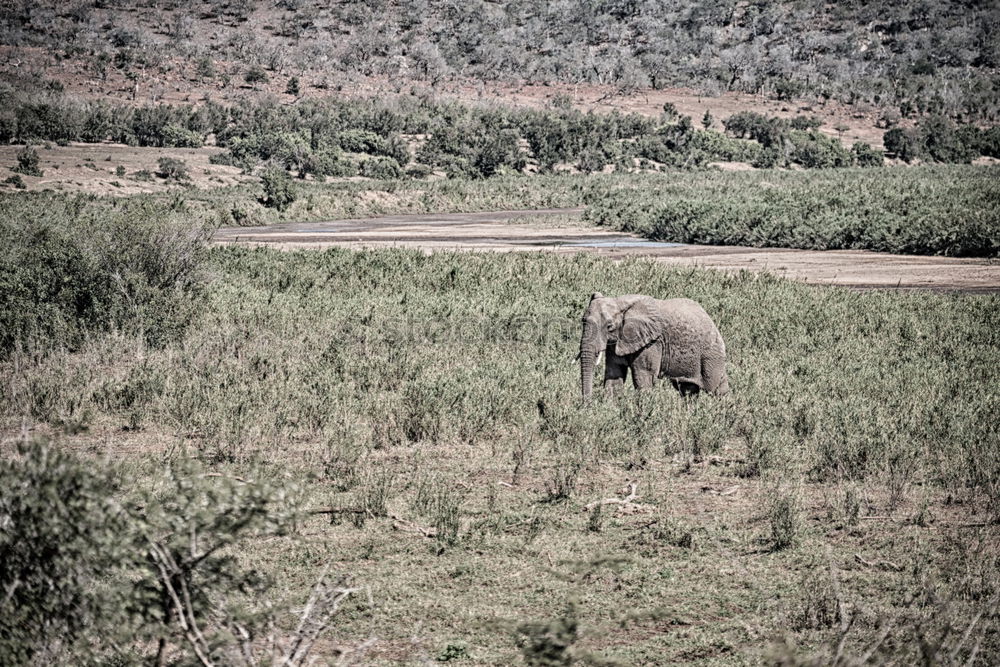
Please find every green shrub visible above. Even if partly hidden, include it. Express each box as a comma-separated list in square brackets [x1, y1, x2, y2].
[790, 115, 822, 131]
[0, 439, 132, 664]
[769, 490, 800, 550]
[244, 65, 268, 86]
[789, 130, 853, 168]
[918, 114, 976, 163]
[774, 78, 804, 101]
[2, 174, 26, 189]
[0, 438, 315, 663]
[724, 111, 789, 148]
[584, 166, 1000, 257]
[0, 194, 212, 355]
[359, 156, 404, 179]
[13, 144, 43, 177]
[472, 130, 524, 177]
[300, 147, 355, 179]
[406, 163, 434, 179]
[851, 142, 884, 167]
[260, 167, 296, 209]
[338, 128, 384, 154]
[690, 130, 762, 163]
[156, 156, 190, 182]
[160, 123, 203, 148]
[576, 147, 606, 174]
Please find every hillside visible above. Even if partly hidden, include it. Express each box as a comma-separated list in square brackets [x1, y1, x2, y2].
[1, 0, 998, 123]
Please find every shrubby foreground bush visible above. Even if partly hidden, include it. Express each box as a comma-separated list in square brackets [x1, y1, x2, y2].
[0, 438, 352, 665]
[0, 193, 213, 356]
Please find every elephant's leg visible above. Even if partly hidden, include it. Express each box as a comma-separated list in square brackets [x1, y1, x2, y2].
[701, 354, 730, 395]
[630, 345, 661, 390]
[603, 346, 628, 395]
[671, 379, 702, 397]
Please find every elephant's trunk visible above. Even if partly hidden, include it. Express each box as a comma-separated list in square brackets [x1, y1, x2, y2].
[580, 323, 602, 401]
[581, 350, 596, 401]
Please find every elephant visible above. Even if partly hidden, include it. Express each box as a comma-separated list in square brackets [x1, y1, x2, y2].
[579, 292, 729, 400]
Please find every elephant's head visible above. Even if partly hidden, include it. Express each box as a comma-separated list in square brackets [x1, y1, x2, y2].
[579, 293, 664, 400]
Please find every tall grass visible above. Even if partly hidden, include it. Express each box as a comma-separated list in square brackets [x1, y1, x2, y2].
[7, 247, 997, 508]
[0, 192, 212, 356]
[584, 165, 1000, 256]
[2, 191, 999, 663]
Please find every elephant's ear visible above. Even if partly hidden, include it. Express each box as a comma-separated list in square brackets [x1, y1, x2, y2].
[590, 292, 603, 301]
[615, 299, 663, 356]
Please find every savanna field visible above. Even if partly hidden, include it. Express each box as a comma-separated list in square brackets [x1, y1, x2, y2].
[3, 0, 1000, 658]
[2, 178, 998, 664]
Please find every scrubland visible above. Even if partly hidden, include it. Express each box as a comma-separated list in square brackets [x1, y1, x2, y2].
[2, 185, 998, 664]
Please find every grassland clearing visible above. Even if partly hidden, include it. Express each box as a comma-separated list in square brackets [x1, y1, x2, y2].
[3, 222, 998, 662]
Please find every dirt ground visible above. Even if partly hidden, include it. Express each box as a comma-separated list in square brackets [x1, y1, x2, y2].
[214, 209, 1000, 293]
[0, 142, 253, 195]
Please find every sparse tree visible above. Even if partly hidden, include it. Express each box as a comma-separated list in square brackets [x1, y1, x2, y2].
[13, 145, 42, 177]
[244, 65, 268, 88]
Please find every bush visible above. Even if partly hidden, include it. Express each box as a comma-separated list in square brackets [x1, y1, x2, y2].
[156, 156, 190, 182]
[789, 131, 853, 168]
[774, 78, 804, 101]
[851, 142, 884, 167]
[300, 147, 355, 179]
[13, 145, 43, 177]
[338, 129, 384, 154]
[406, 163, 434, 179]
[2, 174, 26, 189]
[359, 156, 404, 180]
[883, 127, 920, 161]
[0, 194, 212, 355]
[583, 166, 1000, 257]
[724, 111, 789, 148]
[769, 490, 800, 550]
[472, 130, 524, 177]
[691, 130, 763, 163]
[160, 123, 203, 148]
[0, 438, 323, 664]
[260, 167, 296, 209]
[790, 115, 822, 131]
[0, 439, 132, 664]
[919, 115, 976, 163]
[244, 65, 268, 86]
[576, 147, 606, 174]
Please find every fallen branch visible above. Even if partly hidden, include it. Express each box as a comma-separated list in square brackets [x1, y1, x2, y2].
[707, 456, 745, 466]
[583, 483, 654, 513]
[854, 553, 903, 572]
[700, 485, 740, 496]
[389, 514, 436, 538]
[201, 472, 251, 484]
[584, 482, 637, 511]
[307, 506, 365, 516]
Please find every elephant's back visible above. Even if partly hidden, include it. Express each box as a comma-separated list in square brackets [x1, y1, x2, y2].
[657, 298, 727, 383]
[658, 298, 721, 336]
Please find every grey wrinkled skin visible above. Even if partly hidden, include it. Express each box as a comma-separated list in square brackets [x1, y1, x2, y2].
[579, 292, 729, 401]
